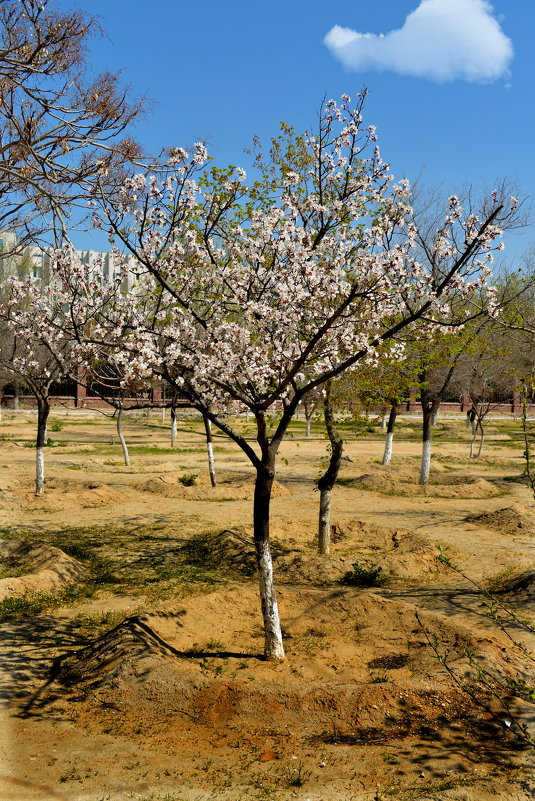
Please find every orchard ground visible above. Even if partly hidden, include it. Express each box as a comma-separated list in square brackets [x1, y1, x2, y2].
[0, 409, 534, 801]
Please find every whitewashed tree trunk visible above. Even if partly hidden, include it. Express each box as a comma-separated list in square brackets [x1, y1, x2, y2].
[116, 407, 130, 467]
[419, 439, 432, 485]
[382, 402, 398, 466]
[419, 397, 435, 485]
[383, 431, 394, 465]
[36, 446, 45, 496]
[318, 488, 332, 555]
[35, 397, 50, 495]
[254, 459, 285, 661]
[161, 407, 166, 423]
[303, 399, 316, 437]
[170, 407, 177, 447]
[477, 427, 485, 458]
[469, 422, 477, 458]
[203, 414, 216, 487]
[256, 536, 285, 661]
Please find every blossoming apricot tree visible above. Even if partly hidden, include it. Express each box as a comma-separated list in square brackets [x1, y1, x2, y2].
[0, 249, 129, 492]
[35, 95, 515, 659]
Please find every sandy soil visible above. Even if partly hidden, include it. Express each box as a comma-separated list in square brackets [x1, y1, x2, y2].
[0, 410, 534, 801]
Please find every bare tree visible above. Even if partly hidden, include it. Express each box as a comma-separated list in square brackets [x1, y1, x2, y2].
[0, 0, 144, 245]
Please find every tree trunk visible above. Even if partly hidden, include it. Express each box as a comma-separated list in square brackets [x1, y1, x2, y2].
[170, 407, 177, 447]
[476, 423, 485, 458]
[254, 458, 285, 661]
[317, 381, 344, 555]
[161, 407, 166, 423]
[116, 406, 130, 467]
[317, 439, 343, 554]
[318, 488, 332, 554]
[13, 380, 19, 411]
[419, 406, 433, 485]
[35, 397, 50, 495]
[382, 402, 398, 466]
[203, 413, 216, 487]
[303, 399, 316, 437]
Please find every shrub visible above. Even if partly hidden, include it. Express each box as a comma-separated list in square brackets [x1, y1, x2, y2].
[340, 562, 385, 587]
[178, 473, 198, 486]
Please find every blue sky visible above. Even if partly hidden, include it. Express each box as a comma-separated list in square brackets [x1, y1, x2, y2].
[71, 0, 533, 261]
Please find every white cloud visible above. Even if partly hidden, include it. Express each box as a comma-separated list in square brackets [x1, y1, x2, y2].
[324, 0, 513, 83]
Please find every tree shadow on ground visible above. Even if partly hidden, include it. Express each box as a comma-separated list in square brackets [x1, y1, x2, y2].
[2, 614, 262, 721]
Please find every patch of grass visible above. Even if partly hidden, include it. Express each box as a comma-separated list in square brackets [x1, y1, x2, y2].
[69, 609, 133, 637]
[125, 444, 227, 455]
[340, 562, 386, 587]
[22, 438, 66, 448]
[61, 544, 118, 586]
[178, 472, 198, 486]
[0, 557, 26, 579]
[0, 583, 95, 622]
[49, 419, 64, 432]
[0, 524, 247, 608]
[205, 637, 225, 650]
[285, 761, 310, 788]
[484, 565, 527, 593]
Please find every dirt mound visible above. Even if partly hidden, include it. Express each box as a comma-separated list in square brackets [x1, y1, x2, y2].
[203, 526, 444, 583]
[466, 506, 532, 535]
[275, 534, 442, 583]
[53, 588, 529, 747]
[380, 531, 446, 578]
[139, 473, 290, 501]
[205, 529, 257, 573]
[436, 454, 517, 468]
[0, 538, 86, 599]
[19, 480, 130, 512]
[221, 473, 291, 497]
[350, 470, 502, 498]
[75, 482, 130, 507]
[493, 570, 535, 602]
